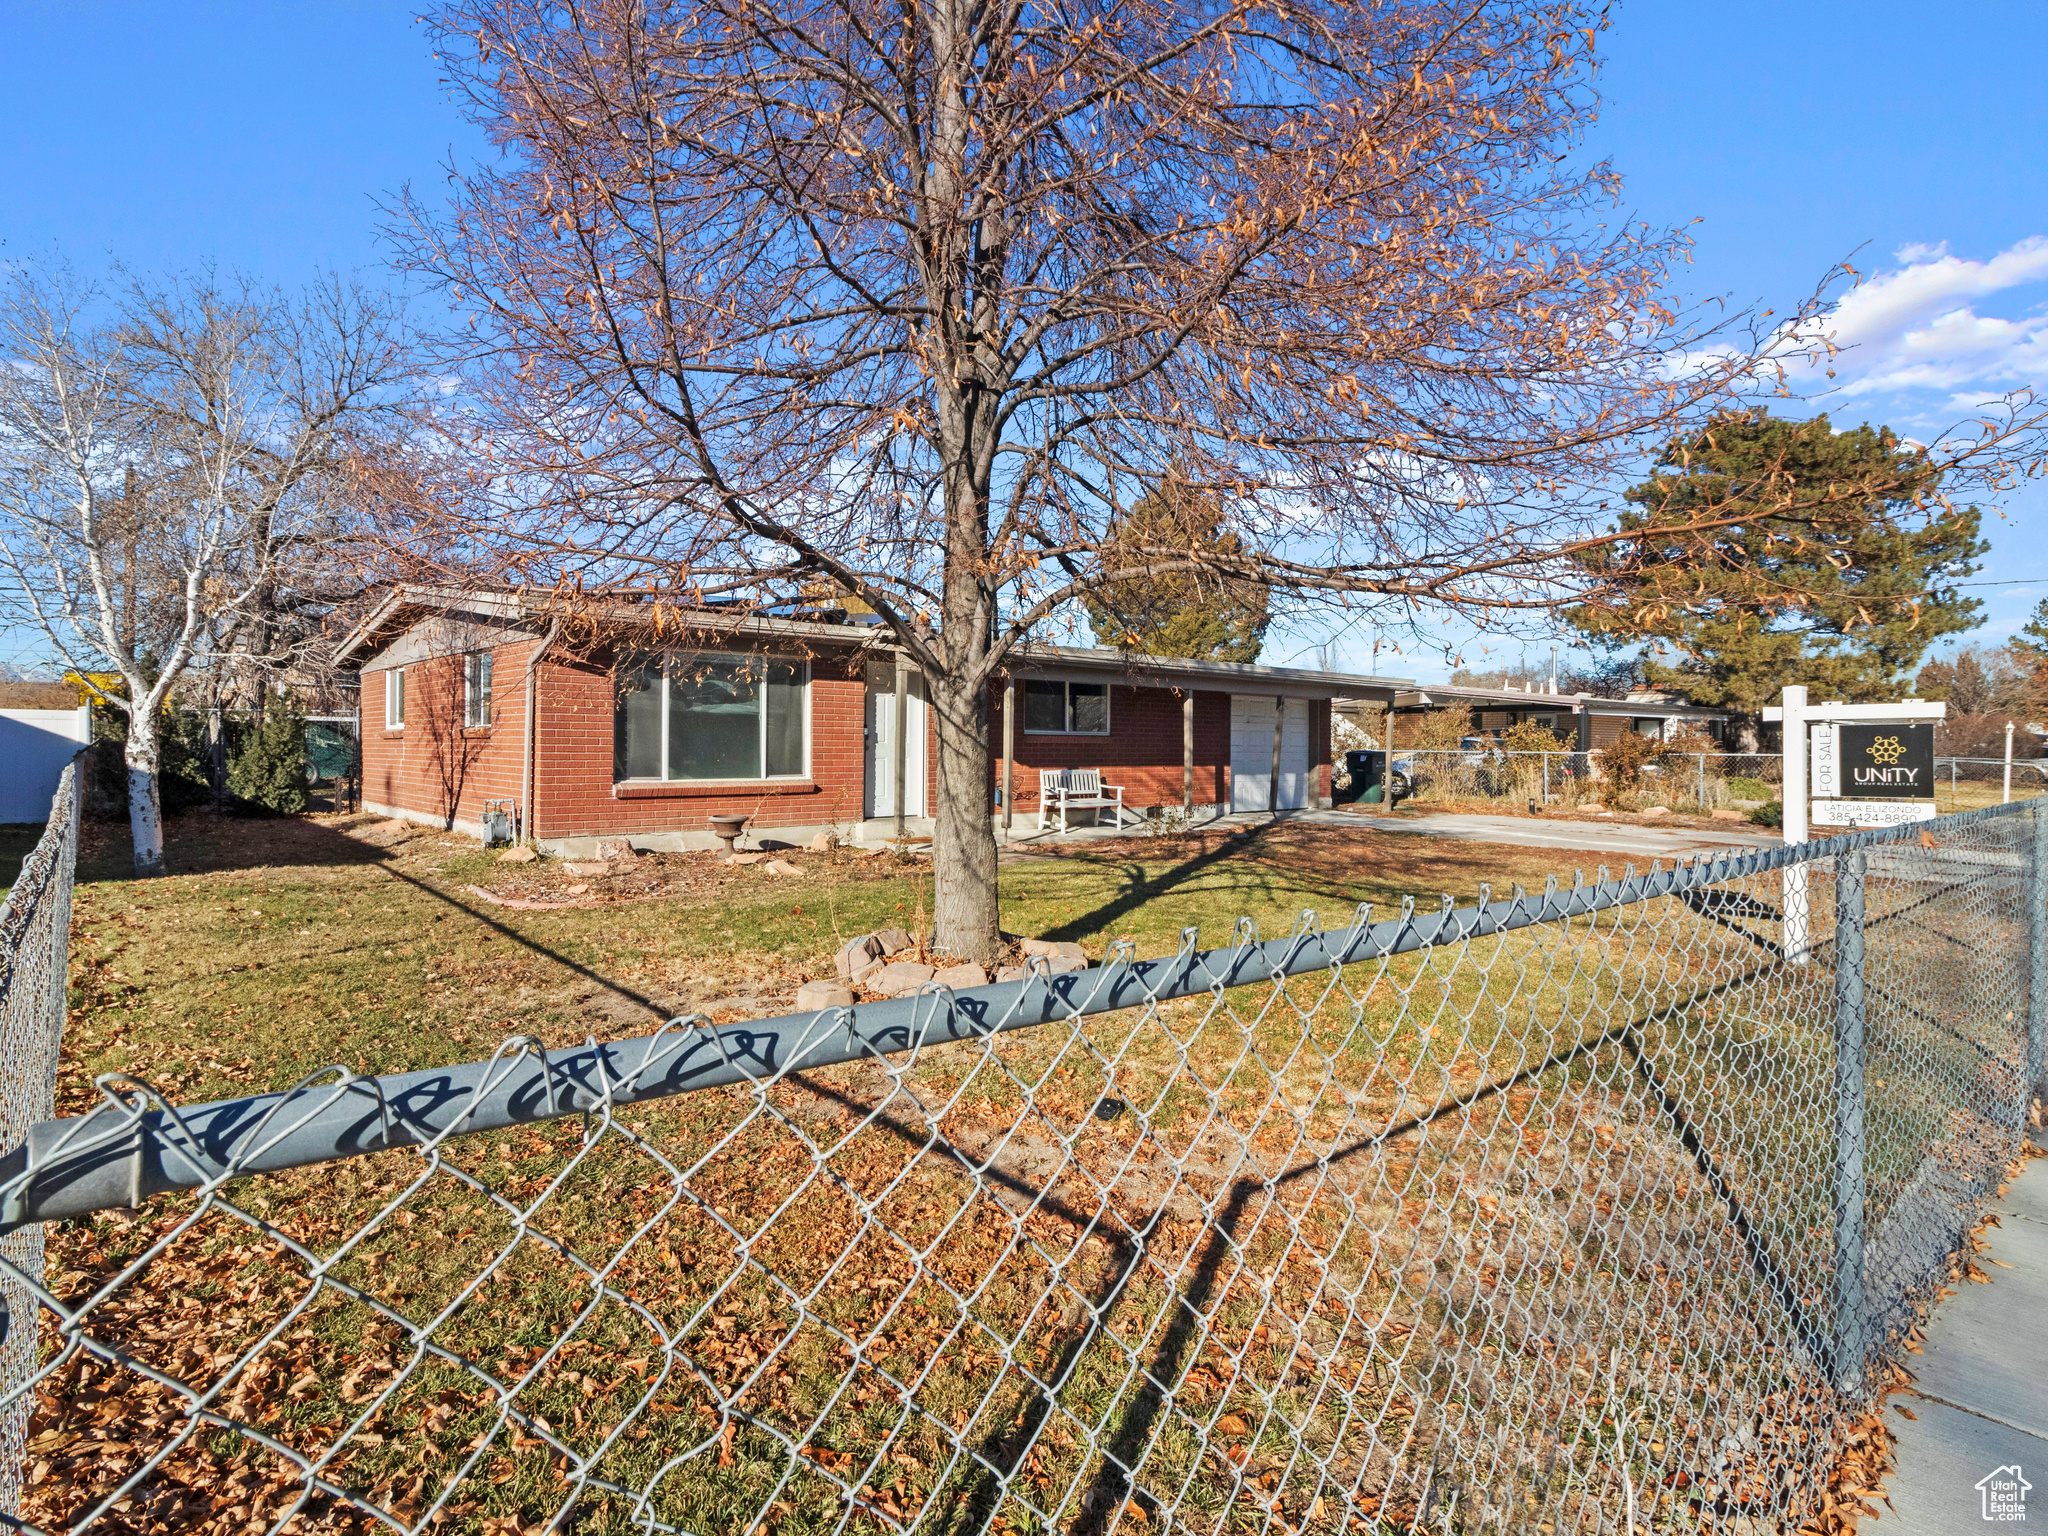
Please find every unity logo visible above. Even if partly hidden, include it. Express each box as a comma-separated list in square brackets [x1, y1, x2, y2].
[1837, 724, 1936, 801]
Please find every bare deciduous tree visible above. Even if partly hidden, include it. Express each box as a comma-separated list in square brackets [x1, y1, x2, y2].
[397, 0, 2044, 959]
[0, 269, 413, 872]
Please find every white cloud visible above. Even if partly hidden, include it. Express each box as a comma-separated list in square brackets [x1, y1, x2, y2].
[1804, 237, 2048, 402]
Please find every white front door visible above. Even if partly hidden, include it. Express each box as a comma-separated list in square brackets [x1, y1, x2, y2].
[1230, 696, 1309, 812]
[865, 662, 927, 818]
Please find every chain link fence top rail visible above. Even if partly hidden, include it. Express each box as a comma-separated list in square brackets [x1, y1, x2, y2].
[2, 799, 2044, 1534]
[0, 759, 82, 1526]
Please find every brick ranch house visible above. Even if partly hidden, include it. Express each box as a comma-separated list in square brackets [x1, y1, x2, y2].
[332, 587, 1415, 854]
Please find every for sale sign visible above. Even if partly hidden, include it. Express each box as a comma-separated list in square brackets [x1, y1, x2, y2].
[1836, 723, 1935, 800]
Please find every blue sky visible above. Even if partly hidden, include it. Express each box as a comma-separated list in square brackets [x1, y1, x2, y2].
[2, 2, 2043, 681]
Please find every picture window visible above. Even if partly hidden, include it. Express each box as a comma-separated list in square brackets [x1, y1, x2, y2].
[615, 653, 809, 780]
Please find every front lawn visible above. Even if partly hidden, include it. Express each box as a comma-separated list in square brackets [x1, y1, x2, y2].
[58, 811, 1627, 1112]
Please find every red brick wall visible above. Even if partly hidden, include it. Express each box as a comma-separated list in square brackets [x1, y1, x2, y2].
[362, 637, 870, 840]
[526, 649, 869, 839]
[361, 642, 531, 834]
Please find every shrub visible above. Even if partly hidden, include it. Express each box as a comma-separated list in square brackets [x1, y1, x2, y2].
[1726, 775, 1774, 802]
[1598, 730, 1664, 807]
[1749, 800, 1783, 828]
[1500, 721, 1567, 755]
[227, 698, 311, 815]
[1399, 708, 1473, 752]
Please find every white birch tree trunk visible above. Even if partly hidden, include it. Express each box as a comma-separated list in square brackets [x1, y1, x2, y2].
[124, 708, 165, 876]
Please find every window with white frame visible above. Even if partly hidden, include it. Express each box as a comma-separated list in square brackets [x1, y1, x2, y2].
[614, 653, 808, 780]
[464, 651, 494, 728]
[1022, 679, 1110, 735]
[384, 668, 405, 729]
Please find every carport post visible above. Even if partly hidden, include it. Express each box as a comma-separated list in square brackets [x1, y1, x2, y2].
[1182, 692, 1194, 822]
[1380, 704, 1396, 816]
[1002, 679, 1015, 836]
[893, 656, 908, 844]
[1269, 696, 1283, 814]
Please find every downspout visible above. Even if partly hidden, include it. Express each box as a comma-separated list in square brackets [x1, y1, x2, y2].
[521, 617, 563, 846]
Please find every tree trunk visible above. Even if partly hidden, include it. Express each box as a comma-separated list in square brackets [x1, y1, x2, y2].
[126, 711, 165, 877]
[929, 674, 1001, 964]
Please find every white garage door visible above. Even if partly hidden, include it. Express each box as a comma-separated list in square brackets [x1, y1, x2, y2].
[1229, 696, 1309, 812]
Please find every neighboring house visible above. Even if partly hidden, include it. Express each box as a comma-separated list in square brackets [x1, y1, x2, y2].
[1337, 681, 1734, 750]
[331, 587, 1414, 853]
[0, 682, 90, 824]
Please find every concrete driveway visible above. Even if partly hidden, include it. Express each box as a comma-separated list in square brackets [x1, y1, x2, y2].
[999, 805, 1779, 860]
[1321, 807, 1780, 858]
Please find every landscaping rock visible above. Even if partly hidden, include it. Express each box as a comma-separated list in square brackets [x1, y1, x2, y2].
[497, 845, 538, 863]
[1639, 806, 1670, 819]
[835, 933, 885, 980]
[763, 859, 804, 876]
[727, 851, 770, 866]
[1019, 937, 1087, 965]
[873, 927, 914, 956]
[1040, 953, 1087, 975]
[1710, 807, 1747, 822]
[562, 859, 611, 876]
[808, 831, 838, 852]
[595, 838, 636, 860]
[932, 962, 989, 989]
[795, 979, 856, 1011]
[562, 883, 590, 896]
[867, 960, 937, 997]
[995, 965, 1029, 983]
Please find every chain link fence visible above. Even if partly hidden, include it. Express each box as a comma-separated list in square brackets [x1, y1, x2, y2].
[1381, 750, 1785, 816]
[0, 758, 82, 1525]
[1935, 755, 2048, 811]
[1, 799, 2044, 1532]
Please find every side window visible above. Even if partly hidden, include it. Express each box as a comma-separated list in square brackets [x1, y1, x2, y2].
[465, 652, 494, 728]
[386, 668, 405, 728]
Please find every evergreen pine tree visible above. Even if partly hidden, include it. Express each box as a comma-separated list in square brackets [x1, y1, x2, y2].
[2016, 596, 2048, 658]
[227, 696, 311, 815]
[1082, 473, 1270, 662]
[1568, 410, 1985, 715]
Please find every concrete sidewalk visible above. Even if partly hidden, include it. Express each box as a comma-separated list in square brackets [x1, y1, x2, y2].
[1872, 1139, 2048, 1530]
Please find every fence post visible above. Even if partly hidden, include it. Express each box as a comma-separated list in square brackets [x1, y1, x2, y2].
[1697, 753, 1706, 812]
[1832, 848, 1867, 1398]
[2031, 804, 2047, 1097]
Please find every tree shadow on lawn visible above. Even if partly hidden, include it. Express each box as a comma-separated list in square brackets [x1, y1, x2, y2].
[77, 807, 673, 1026]
[1026, 820, 1577, 951]
[77, 807, 395, 884]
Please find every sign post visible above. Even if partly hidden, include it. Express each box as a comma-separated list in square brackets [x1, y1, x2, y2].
[1762, 689, 1945, 965]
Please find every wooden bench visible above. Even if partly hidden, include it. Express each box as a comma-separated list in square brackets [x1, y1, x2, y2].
[1036, 768, 1126, 833]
